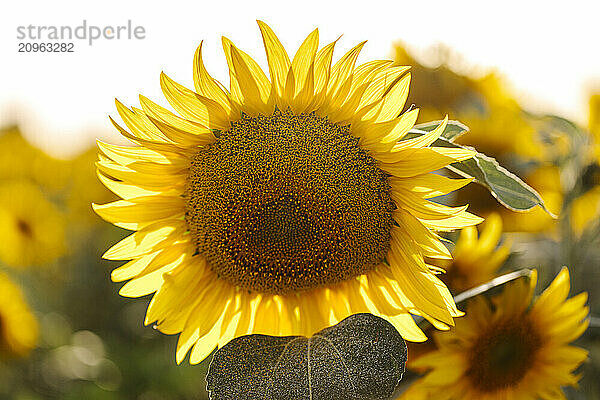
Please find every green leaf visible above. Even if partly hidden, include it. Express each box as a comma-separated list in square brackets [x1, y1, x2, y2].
[404, 123, 555, 215]
[413, 119, 469, 142]
[447, 150, 556, 215]
[206, 313, 407, 400]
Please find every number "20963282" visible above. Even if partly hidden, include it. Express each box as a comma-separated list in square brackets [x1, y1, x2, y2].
[18, 42, 74, 52]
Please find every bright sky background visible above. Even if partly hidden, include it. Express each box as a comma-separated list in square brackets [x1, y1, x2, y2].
[1, 0, 599, 158]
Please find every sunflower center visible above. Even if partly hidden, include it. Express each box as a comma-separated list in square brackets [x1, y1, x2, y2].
[184, 110, 394, 294]
[16, 218, 33, 238]
[466, 317, 542, 392]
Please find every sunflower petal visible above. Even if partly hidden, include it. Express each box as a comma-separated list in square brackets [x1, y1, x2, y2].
[102, 220, 187, 260]
[391, 188, 469, 219]
[193, 41, 234, 113]
[393, 209, 452, 260]
[222, 37, 273, 116]
[176, 280, 231, 363]
[96, 140, 185, 167]
[356, 65, 410, 111]
[359, 108, 419, 151]
[420, 211, 484, 232]
[96, 159, 186, 190]
[160, 72, 231, 130]
[391, 115, 448, 151]
[257, 20, 291, 107]
[118, 253, 186, 297]
[288, 28, 319, 113]
[305, 38, 338, 112]
[372, 73, 411, 123]
[389, 174, 473, 199]
[328, 60, 391, 124]
[139, 95, 216, 146]
[147, 256, 209, 331]
[92, 196, 184, 226]
[115, 99, 170, 143]
[377, 147, 476, 177]
[111, 253, 157, 282]
[324, 41, 367, 112]
[108, 117, 192, 156]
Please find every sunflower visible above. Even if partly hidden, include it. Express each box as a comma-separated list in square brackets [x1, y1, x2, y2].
[0, 181, 66, 267]
[402, 267, 589, 400]
[569, 186, 600, 236]
[0, 126, 70, 193]
[94, 21, 483, 364]
[0, 273, 39, 357]
[432, 212, 510, 294]
[567, 94, 600, 235]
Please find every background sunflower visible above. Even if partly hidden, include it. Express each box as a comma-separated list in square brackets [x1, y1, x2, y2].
[401, 268, 589, 400]
[0, 273, 38, 357]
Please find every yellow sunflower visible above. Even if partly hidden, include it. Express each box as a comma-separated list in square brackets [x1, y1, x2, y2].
[0, 273, 39, 357]
[569, 94, 600, 236]
[402, 267, 589, 400]
[568, 94, 600, 235]
[94, 21, 483, 364]
[0, 126, 70, 193]
[0, 181, 66, 267]
[434, 212, 510, 294]
[569, 186, 600, 236]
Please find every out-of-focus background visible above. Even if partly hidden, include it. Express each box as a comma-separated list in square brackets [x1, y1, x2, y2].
[2, 0, 599, 158]
[1, 1, 599, 398]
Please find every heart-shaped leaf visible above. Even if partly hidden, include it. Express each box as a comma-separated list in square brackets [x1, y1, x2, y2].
[206, 313, 407, 400]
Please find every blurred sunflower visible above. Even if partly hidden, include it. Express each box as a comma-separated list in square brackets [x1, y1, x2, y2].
[0, 273, 39, 357]
[569, 94, 600, 235]
[402, 267, 589, 400]
[570, 186, 600, 236]
[0, 181, 66, 267]
[66, 147, 116, 227]
[94, 21, 483, 364]
[0, 126, 70, 192]
[393, 44, 560, 233]
[434, 213, 510, 294]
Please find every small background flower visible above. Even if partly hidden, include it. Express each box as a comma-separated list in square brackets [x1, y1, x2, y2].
[401, 268, 589, 400]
